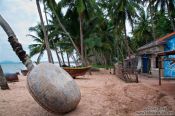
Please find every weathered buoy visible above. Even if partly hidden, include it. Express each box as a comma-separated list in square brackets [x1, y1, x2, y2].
[27, 63, 81, 114]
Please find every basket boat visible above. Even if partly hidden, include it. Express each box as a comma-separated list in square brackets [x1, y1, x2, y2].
[63, 66, 91, 78]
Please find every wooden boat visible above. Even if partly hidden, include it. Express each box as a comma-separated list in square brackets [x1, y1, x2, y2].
[21, 69, 28, 76]
[63, 66, 91, 78]
[5, 72, 19, 82]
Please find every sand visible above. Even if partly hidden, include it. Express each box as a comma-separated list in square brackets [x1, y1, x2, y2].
[0, 69, 175, 116]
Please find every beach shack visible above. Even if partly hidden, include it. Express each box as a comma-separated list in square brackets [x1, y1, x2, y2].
[137, 32, 175, 79]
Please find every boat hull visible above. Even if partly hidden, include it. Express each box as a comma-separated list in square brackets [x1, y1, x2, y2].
[63, 66, 91, 78]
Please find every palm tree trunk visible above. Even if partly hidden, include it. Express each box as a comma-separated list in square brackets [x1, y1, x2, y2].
[55, 49, 62, 66]
[124, 23, 133, 67]
[79, 14, 85, 66]
[60, 48, 65, 65]
[37, 50, 43, 64]
[71, 54, 78, 66]
[0, 65, 9, 90]
[84, 47, 88, 65]
[124, 24, 131, 58]
[166, 0, 175, 31]
[66, 52, 70, 67]
[0, 14, 34, 71]
[49, 3, 85, 66]
[36, 0, 53, 63]
[149, 2, 156, 40]
[43, 2, 62, 66]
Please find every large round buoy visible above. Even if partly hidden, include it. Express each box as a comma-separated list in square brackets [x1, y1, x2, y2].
[27, 63, 81, 114]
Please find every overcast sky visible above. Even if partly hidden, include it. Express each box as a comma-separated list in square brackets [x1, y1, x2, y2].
[0, 0, 68, 63]
[0, 0, 41, 62]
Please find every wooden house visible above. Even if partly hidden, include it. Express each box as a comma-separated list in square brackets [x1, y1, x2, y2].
[137, 32, 175, 78]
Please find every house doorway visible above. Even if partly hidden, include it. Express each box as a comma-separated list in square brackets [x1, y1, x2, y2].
[142, 54, 151, 73]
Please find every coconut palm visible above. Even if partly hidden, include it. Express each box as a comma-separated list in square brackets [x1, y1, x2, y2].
[44, 0, 99, 66]
[143, 0, 175, 37]
[0, 14, 34, 91]
[141, 0, 156, 40]
[110, 0, 141, 58]
[36, 0, 53, 63]
[28, 24, 46, 63]
[43, 1, 62, 66]
[132, 10, 153, 45]
[43, 0, 85, 65]
[0, 14, 34, 71]
[153, 0, 175, 31]
[154, 11, 173, 37]
[75, 0, 96, 65]
[28, 23, 64, 65]
[0, 65, 9, 90]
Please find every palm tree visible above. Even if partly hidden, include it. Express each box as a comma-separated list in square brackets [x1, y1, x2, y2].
[132, 10, 153, 45]
[36, 0, 53, 63]
[143, 0, 175, 34]
[0, 14, 34, 71]
[154, 11, 173, 37]
[0, 65, 9, 90]
[109, 0, 141, 60]
[45, 0, 98, 66]
[43, 1, 62, 66]
[44, 0, 85, 65]
[154, 0, 175, 31]
[76, 0, 88, 65]
[41, 0, 121, 65]
[28, 24, 46, 63]
[141, 0, 156, 40]
[28, 23, 64, 65]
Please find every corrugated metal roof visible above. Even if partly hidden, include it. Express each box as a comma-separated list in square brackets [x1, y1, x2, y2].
[137, 32, 175, 51]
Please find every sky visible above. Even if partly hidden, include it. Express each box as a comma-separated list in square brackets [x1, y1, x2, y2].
[0, 0, 67, 63]
[0, 0, 40, 62]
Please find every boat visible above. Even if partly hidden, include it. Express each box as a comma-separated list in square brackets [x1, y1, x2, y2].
[5, 72, 19, 82]
[21, 69, 28, 76]
[63, 66, 91, 78]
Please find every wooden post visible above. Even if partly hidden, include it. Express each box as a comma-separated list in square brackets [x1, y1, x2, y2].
[113, 65, 116, 75]
[135, 71, 139, 83]
[158, 56, 161, 86]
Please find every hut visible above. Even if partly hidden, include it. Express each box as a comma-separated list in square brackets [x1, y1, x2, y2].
[137, 32, 175, 79]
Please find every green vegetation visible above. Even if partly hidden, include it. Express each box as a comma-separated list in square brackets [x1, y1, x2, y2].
[28, 0, 175, 66]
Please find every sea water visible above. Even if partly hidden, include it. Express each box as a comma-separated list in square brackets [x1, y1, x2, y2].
[0, 62, 26, 74]
[0, 62, 77, 74]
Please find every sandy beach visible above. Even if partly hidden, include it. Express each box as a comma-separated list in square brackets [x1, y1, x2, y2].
[0, 69, 175, 116]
